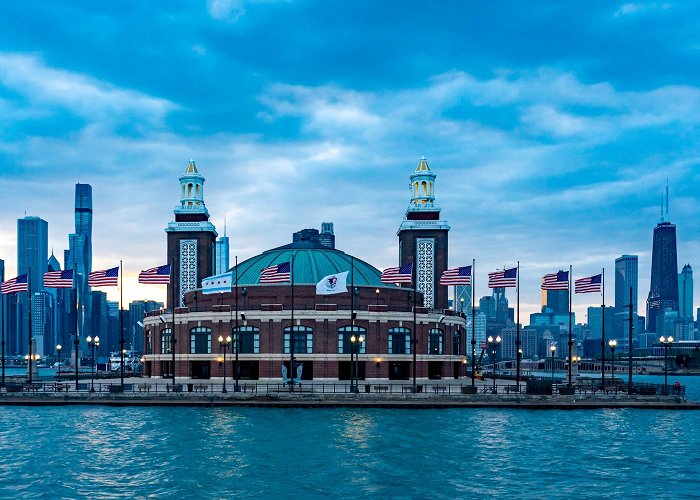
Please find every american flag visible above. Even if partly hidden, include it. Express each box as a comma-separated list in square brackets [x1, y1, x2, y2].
[44, 270, 73, 288]
[1, 274, 28, 294]
[260, 262, 291, 283]
[139, 265, 171, 285]
[542, 270, 569, 290]
[440, 266, 472, 286]
[380, 263, 413, 284]
[88, 266, 119, 287]
[575, 274, 602, 294]
[488, 267, 517, 288]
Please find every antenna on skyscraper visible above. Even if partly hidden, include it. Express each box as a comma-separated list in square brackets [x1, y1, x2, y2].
[665, 179, 669, 220]
[224, 217, 227, 237]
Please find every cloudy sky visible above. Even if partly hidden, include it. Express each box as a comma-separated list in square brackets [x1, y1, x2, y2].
[1, 1, 699, 322]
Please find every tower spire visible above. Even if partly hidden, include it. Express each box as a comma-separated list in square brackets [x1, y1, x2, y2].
[665, 179, 669, 221]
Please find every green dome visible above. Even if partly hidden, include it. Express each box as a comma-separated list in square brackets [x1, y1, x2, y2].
[229, 247, 389, 287]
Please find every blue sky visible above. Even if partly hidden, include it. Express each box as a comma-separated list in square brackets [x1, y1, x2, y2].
[1, 1, 699, 321]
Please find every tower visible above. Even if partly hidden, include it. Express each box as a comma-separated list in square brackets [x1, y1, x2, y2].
[678, 264, 693, 318]
[16, 216, 48, 355]
[166, 160, 218, 307]
[215, 220, 230, 275]
[397, 156, 450, 309]
[646, 191, 678, 332]
[615, 254, 639, 337]
[69, 183, 93, 340]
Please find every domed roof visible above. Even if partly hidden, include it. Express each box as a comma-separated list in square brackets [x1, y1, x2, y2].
[229, 247, 390, 287]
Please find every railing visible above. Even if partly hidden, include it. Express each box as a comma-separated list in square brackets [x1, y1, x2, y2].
[0, 380, 685, 398]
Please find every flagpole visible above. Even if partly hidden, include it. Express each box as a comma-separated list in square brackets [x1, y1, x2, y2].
[516, 261, 521, 387]
[412, 261, 417, 393]
[119, 261, 125, 387]
[471, 259, 476, 388]
[234, 255, 239, 392]
[601, 268, 605, 386]
[74, 271, 79, 391]
[171, 257, 176, 385]
[27, 267, 33, 384]
[1, 291, 5, 386]
[289, 253, 295, 393]
[350, 255, 356, 393]
[567, 264, 573, 386]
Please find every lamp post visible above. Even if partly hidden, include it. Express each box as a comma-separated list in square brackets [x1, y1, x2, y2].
[460, 297, 464, 313]
[487, 335, 501, 393]
[375, 288, 379, 306]
[219, 335, 231, 393]
[56, 344, 62, 383]
[608, 339, 617, 381]
[659, 336, 673, 394]
[375, 356, 381, 379]
[550, 344, 557, 383]
[86, 335, 99, 392]
[350, 334, 364, 393]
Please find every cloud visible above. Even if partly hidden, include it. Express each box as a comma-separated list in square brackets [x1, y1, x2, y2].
[206, 0, 289, 22]
[615, 2, 671, 17]
[0, 53, 177, 127]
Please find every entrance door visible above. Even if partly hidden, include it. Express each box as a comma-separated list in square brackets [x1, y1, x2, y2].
[191, 361, 210, 379]
[236, 361, 259, 380]
[428, 361, 442, 380]
[389, 361, 410, 380]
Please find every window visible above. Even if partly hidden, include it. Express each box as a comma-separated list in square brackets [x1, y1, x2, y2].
[161, 328, 172, 354]
[338, 326, 366, 354]
[146, 330, 152, 354]
[428, 328, 443, 355]
[190, 327, 211, 354]
[284, 326, 313, 354]
[233, 325, 260, 354]
[453, 330, 461, 356]
[388, 327, 411, 354]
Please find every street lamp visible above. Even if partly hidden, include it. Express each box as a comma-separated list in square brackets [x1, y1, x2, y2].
[218, 335, 232, 393]
[608, 339, 617, 381]
[375, 356, 382, 379]
[659, 336, 673, 394]
[550, 344, 557, 383]
[350, 334, 364, 393]
[487, 335, 501, 393]
[86, 336, 99, 392]
[460, 297, 464, 313]
[56, 344, 62, 383]
[375, 288, 380, 306]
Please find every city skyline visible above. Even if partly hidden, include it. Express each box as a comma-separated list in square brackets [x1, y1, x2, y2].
[1, 2, 699, 321]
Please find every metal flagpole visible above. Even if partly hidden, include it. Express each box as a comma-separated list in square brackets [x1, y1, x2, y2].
[27, 267, 33, 384]
[412, 262, 417, 393]
[234, 255, 239, 392]
[628, 286, 633, 391]
[1, 292, 5, 386]
[471, 259, 476, 387]
[350, 255, 355, 393]
[516, 261, 521, 387]
[119, 261, 125, 387]
[601, 269, 605, 386]
[171, 257, 176, 385]
[289, 253, 295, 393]
[74, 271, 79, 390]
[567, 264, 573, 386]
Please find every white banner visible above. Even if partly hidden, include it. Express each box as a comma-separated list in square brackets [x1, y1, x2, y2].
[316, 271, 349, 295]
[201, 272, 232, 294]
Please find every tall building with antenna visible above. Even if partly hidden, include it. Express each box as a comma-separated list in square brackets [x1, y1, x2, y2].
[646, 187, 679, 333]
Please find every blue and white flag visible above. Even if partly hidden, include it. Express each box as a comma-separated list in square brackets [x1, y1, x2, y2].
[316, 271, 349, 295]
[202, 272, 232, 294]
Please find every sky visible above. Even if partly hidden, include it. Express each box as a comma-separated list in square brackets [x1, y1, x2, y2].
[1, 1, 699, 323]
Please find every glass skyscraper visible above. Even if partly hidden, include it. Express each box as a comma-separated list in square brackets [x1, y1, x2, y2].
[17, 216, 48, 355]
[69, 183, 93, 342]
[678, 264, 693, 318]
[646, 217, 678, 333]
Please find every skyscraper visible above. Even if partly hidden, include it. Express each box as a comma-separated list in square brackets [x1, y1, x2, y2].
[678, 264, 693, 318]
[545, 289, 568, 315]
[16, 216, 48, 356]
[646, 193, 679, 332]
[69, 183, 93, 342]
[215, 222, 230, 275]
[615, 255, 638, 313]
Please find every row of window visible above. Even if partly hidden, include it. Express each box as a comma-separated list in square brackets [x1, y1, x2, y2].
[151, 326, 459, 355]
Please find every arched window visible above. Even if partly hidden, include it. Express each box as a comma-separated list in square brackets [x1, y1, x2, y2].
[232, 325, 260, 354]
[190, 327, 211, 354]
[338, 326, 366, 354]
[284, 326, 313, 354]
[422, 181, 427, 196]
[187, 183, 193, 197]
[430, 181, 433, 196]
[414, 181, 419, 197]
[428, 328, 443, 355]
[452, 329, 461, 356]
[146, 330, 153, 354]
[161, 328, 172, 354]
[195, 184, 200, 198]
[388, 327, 411, 354]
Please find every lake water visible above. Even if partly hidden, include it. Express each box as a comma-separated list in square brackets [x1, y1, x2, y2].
[0, 375, 698, 498]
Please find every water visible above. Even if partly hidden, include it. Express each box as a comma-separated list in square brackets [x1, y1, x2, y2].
[1, 376, 699, 498]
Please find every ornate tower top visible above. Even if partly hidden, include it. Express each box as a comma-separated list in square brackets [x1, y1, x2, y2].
[407, 156, 439, 213]
[175, 159, 209, 217]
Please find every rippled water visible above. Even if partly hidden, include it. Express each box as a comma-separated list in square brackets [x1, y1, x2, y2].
[1, 377, 699, 498]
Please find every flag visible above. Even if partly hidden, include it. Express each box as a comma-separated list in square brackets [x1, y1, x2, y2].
[488, 267, 517, 288]
[260, 262, 291, 283]
[575, 274, 602, 294]
[316, 271, 349, 295]
[88, 266, 119, 287]
[1, 274, 28, 294]
[440, 266, 472, 286]
[381, 263, 413, 284]
[542, 270, 569, 290]
[202, 272, 232, 294]
[139, 265, 171, 285]
[44, 270, 73, 288]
